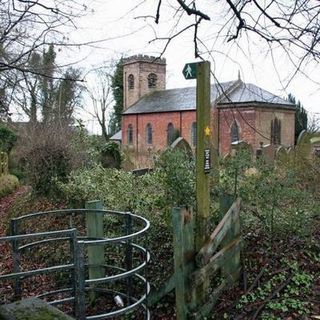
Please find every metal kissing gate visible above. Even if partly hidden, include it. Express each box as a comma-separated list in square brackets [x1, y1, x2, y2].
[0, 202, 150, 319]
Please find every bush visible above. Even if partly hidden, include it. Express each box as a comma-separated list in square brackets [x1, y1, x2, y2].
[0, 174, 19, 198]
[0, 125, 17, 153]
[217, 149, 317, 241]
[14, 123, 95, 196]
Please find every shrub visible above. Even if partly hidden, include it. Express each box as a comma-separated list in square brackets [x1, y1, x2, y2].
[14, 123, 95, 196]
[0, 125, 17, 153]
[0, 174, 19, 198]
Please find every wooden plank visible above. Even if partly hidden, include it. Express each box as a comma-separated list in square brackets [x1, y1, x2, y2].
[190, 280, 228, 320]
[85, 200, 105, 302]
[190, 237, 241, 286]
[147, 273, 176, 306]
[196, 198, 241, 267]
[172, 206, 195, 320]
[221, 200, 241, 283]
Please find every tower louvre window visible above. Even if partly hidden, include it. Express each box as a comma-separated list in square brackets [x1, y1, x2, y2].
[148, 73, 157, 88]
[128, 74, 134, 89]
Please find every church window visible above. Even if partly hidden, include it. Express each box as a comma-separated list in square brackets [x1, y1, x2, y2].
[148, 73, 157, 88]
[271, 117, 281, 144]
[191, 122, 197, 147]
[128, 74, 134, 89]
[146, 123, 153, 144]
[167, 123, 175, 145]
[128, 124, 133, 144]
[231, 121, 240, 143]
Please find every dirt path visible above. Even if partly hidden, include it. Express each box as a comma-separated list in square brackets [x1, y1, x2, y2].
[0, 186, 29, 236]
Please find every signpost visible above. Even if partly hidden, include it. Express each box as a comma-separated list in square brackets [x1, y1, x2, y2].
[183, 60, 211, 308]
[183, 61, 211, 251]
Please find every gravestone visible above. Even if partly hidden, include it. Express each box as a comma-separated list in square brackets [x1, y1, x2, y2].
[0, 298, 74, 320]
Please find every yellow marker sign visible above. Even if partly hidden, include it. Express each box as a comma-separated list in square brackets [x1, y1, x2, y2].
[204, 126, 211, 137]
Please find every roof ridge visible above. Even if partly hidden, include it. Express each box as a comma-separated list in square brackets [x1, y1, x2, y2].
[215, 79, 242, 104]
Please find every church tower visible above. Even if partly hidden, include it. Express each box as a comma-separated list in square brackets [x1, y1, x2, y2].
[122, 55, 166, 110]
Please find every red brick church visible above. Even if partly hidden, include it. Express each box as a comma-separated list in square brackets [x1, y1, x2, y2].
[111, 55, 295, 168]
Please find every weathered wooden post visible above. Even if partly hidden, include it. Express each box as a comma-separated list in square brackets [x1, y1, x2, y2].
[182, 61, 211, 251]
[172, 206, 195, 320]
[195, 61, 211, 252]
[85, 200, 105, 301]
[181, 60, 212, 314]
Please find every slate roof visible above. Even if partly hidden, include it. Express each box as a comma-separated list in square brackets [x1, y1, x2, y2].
[110, 130, 122, 141]
[217, 82, 294, 108]
[123, 80, 294, 115]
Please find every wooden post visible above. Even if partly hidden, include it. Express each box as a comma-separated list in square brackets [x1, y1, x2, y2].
[85, 200, 105, 301]
[195, 61, 211, 252]
[172, 206, 195, 320]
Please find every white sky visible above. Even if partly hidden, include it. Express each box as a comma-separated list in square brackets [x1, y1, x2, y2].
[58, 0, 320, 132]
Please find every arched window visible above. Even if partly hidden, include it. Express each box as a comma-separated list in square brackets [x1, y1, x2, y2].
[167, 123, 175, 145]
[271, 117, 281, 145]
[191, 122, 197, 147]
[128, 74, 134, 89]
[146, 123, 153, 144]
[231, 121, 240, 143]
[148, 73, 157, 88]
[127, 124, 133, 144]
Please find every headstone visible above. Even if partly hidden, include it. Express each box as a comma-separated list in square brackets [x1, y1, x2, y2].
[170, 137, 193, 157]
[0, 297, 74, 320]
[261, 144, 276, 164]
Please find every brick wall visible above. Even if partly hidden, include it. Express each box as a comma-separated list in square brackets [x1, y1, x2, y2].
[255, 107, 295, 148]
[122, 105, 295, 167]
[218, 107, 256, 155]
[122, 111, 196, 167]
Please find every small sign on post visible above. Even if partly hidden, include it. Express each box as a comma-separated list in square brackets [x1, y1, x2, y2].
[204, 149, 211, 174]
[182, 63, 197, 80]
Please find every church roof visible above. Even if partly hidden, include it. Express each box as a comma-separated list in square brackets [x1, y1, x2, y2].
[123, 80, 294, 115]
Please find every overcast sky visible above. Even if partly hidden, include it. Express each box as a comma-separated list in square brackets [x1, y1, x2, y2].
[60, 0, 320, 131]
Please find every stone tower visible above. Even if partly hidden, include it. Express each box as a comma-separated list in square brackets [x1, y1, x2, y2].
[122, 55, 166, 110]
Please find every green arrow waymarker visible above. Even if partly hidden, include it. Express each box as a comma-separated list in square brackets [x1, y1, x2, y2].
[182, 62, 197, 79]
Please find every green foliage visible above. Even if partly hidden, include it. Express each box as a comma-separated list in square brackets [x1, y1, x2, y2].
[237, 262, 314, 317]
[154, 149, 195, 208]
[0, 174, 19, 198]
[287, 93, 308, 143]
[218, 149, 316, 241]
[0, 125, 17, 153]
[109, 58, 123, 134]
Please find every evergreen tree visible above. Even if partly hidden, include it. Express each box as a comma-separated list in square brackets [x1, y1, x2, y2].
[109, 58, 123, 134]
[40, 44, 56, 124]
[288, 93, 308, 143]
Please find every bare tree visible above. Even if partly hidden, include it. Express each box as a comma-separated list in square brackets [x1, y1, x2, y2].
[141, 1, 320, 82]
[0, 0, 88, 119]
[86, 68, 113, 142]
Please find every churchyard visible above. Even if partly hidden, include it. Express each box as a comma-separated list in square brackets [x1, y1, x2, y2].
[0, 120, 319, 319]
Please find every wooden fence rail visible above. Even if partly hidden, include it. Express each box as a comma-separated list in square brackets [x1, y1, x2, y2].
[148, 197, 241, 319]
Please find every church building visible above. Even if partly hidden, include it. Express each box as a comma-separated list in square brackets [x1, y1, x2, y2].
[115, 55, 295, 168]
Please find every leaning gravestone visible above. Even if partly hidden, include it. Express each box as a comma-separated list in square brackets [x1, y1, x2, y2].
[0, 298, 74, 320]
